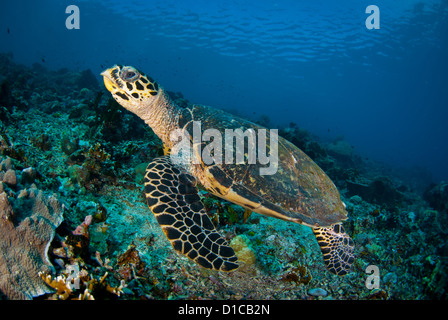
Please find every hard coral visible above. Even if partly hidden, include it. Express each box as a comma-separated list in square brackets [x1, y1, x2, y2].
[424, 181, 448, 213]
[38, 272, 73, 300]
[0, 185, 63, 299]
[73, 215, 93, 238]
[65, 142, 116, 191]
[60, 215, 92, 260]
[39, 268, 124, 300]
[281, 266, 312, 286]
[31, 133, 52, 151]
[0, 131, 26, 162]
[346, 176, 404, 208]
[116, 242, 147, 281]
[230, 235, 256, 271]
[77, 69, 99, 90]
[82, 142, 111, 172]
[326, 140, 354, 160]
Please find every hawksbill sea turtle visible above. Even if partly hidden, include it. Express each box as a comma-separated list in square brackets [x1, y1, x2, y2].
[101, 65, 355, 275]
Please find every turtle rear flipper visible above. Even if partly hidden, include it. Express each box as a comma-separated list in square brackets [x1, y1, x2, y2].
[313, 224, 355, 276]
[144, 156, 238, 272]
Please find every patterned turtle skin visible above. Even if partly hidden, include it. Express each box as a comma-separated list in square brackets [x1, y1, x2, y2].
[101, 65, 355, 275]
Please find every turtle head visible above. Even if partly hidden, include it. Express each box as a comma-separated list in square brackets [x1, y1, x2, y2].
[101, 65, 160, 112]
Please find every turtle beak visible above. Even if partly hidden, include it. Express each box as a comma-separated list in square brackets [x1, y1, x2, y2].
[101, 68, 116, 93]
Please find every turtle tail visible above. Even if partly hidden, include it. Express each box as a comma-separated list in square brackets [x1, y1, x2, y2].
[312, 224, 355, 276]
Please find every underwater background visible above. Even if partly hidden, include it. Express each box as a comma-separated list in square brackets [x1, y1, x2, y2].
[0, 0, 447, 300]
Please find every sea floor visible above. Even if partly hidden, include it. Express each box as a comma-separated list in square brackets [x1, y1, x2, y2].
[0, 53, 447, 300]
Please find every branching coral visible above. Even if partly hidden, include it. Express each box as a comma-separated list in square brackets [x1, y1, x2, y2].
[39, 268, 124, 300]
[38, 272, 73, 300]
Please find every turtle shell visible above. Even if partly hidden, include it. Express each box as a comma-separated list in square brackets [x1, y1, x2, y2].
[178, 105, 347, 228]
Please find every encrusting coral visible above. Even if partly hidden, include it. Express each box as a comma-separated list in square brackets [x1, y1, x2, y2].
[230, 235, 257, 271]
[0, 171, 63, 299]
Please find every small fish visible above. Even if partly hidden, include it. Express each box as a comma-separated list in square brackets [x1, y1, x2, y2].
[41, 58, 45, 63]
[7, 28, 10, 34]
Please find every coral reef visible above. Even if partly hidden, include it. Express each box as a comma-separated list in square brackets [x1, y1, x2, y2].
[116, 242, 147, 281]
[326, 139, 354, 161]
[0, 53, 447, 300]
[38, 267, 124, 300]
[279, 124, 326, 162]
[230, 235, 257, 271]
[424, 181, 448, 214]
[0, 159, 63, 299]
[346, 176, 405, 209]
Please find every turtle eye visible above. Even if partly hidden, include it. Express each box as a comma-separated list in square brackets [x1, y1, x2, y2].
[120, 67, 139, 82]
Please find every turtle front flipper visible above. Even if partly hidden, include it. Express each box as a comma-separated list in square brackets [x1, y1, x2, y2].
[312, 224, 355, 276]
[144, 156, 238, 272]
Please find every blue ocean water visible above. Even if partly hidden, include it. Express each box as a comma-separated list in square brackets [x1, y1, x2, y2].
[1, 0, 447, 182]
